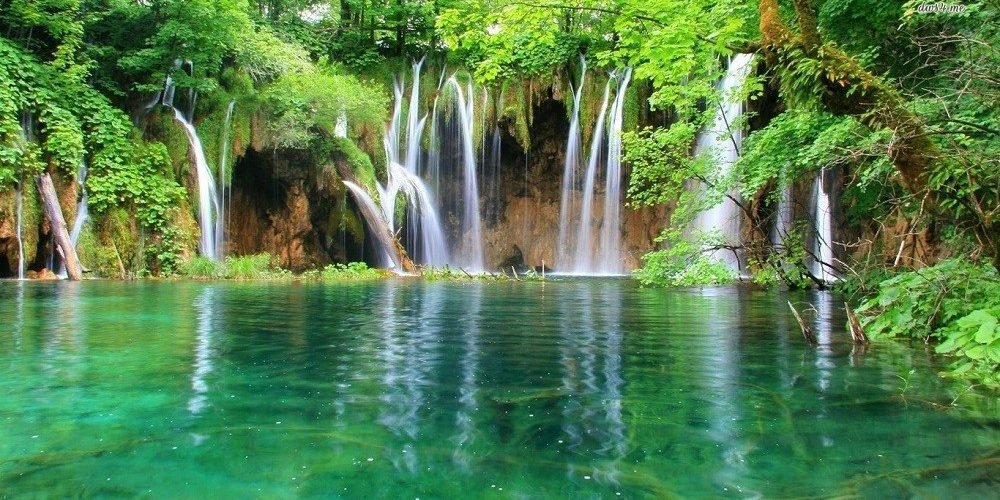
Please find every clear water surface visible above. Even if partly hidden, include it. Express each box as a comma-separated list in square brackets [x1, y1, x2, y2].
[0, 279, 997, 497]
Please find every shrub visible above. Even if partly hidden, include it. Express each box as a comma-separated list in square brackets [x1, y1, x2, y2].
[855, 259, 1000, 387]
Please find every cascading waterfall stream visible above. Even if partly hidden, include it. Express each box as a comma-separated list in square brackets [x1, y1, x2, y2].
[812, 168, 837, 283]
[570, 78, 612, 273]
[447, 77, 485, 271]
[69, 159, 89, 248]
[215, 100, 235, 258]
[14, 182, 24, 280]
[171, 108, 220, 261]
[556, 58, 586, 267]
[160, 61, 223, 261]
[365, 59, 449, 267]
[771, 183, 793, 249]
[691, 54, 755, 272]
[15, 112, 32, 280]
[596, 68, 633, 274]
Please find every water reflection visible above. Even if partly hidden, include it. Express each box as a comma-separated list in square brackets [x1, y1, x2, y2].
[376, 281, 453, 472]
[41, 283, 86, 382]
[452, 284, 482, 470]
[812, 290, 836, 392]
[692, 287, 753, 495]
[188, 286, 217, 415]
[559, 282, 627, 483]
[13, 280, 24, 350]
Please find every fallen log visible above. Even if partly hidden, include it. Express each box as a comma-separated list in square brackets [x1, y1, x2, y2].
[36, 173, 81, 280]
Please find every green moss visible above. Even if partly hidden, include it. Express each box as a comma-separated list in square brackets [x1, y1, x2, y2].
[75, 224, 121, 278]
[331, 137, 377, 190]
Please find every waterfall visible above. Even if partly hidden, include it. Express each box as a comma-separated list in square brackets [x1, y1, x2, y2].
[556, 68, 632, 275]
[14, 182, 24, 280]
[171, 108, 220, 260]
[556, 57, 586, 267]
[812, 168, 837, 283]
[386, 79, 404, 165]
[375, 163, 449, 266]
[404, 57, 425, 174]
[69, 159, 89, 247]
[159, 59, 221, 260]
[771, 184, 793, 249]
[447, 77, 485, 271]
[596, 68, 633, 274]
[485, 121, 501, 221]
[570, 78, 613, 273]
[425, 98, 441, 195]
[369, 60, 450, 267]
[335, 110, 348, 138]
[215, 100, 235, 258]
[691, 54, 755, 272]
[15, 112, 32, 280]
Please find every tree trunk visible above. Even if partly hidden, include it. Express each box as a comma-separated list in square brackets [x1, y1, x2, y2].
[36, 173, 81, 280]
[334, 165, 416, 273]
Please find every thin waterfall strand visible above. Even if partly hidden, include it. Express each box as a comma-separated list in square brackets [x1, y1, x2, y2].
[448, 77, 485, 271]
[171, 108, 220, 260]
[14, 183, 24, 280]
[812, 169, 837, 283]
[216, 100, 235, 258]
[570, 78, 613, 273]
[557, 57, 586, 267]
[596, 68, 633, 274]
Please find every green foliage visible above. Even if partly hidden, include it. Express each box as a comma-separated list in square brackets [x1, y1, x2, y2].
[734, 111, 887, 200]
[263, 67, 387, 149]
[625, 123, 698, 207]
[420, 265, 544, 282]
[180, 253, 293, 280]
[301, 261, 385, 281]
[117, 0, 256, 93]
[330, 137, 377, 188]
[856, 259, 1000, 386]
[226, 253, 291, 279]
[180, 256, 225, 279]
[752, 223, 818, 289]
[634, 245, 737, 287]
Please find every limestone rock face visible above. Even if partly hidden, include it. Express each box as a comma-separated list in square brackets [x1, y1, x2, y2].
[483, 192, 666, 272]
[228, 149, 346, 272]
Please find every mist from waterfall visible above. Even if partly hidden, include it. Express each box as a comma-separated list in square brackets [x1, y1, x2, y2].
[691, 54, 755, 272]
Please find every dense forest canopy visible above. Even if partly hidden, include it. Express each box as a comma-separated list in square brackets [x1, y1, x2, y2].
[0, 1, 997, 381]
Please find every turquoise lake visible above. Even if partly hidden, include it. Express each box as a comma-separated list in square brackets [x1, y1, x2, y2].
[0, 279, 997, 497]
